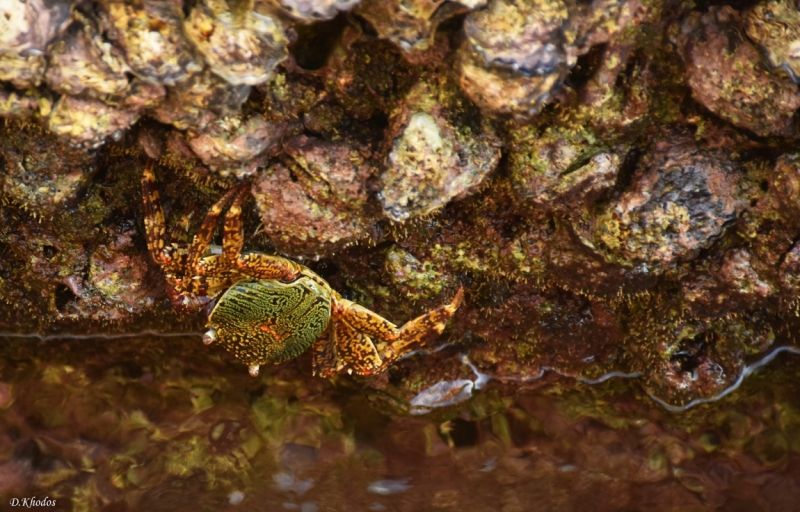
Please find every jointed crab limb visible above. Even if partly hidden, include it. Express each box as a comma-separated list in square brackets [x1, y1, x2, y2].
[223, 188, 250, 264]
[331, 323, 382, 375]
[311, 328, 337, 377]
[332, 286, 465, 374]
[141, 161, 170, 267]
[186, 186, 244, 275]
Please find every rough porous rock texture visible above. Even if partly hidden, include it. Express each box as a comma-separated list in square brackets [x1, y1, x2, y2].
[3, 0, 800, 505]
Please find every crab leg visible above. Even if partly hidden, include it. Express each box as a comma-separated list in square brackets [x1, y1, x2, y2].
[223, 187, 251, 264]
[186, 186, 245, 274]
[334, 286, 464, 374]
[141, 161, 185, 270]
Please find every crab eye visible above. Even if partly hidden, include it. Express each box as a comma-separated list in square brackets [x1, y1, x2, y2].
[203, 328, 218, 345]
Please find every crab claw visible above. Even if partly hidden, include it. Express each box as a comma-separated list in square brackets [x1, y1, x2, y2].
[203, 328, 217, 345]
[248, 365, 260, 377]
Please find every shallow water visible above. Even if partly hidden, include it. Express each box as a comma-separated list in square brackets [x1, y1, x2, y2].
[1, 333, 800, 511]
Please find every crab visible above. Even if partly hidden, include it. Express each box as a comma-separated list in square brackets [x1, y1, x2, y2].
[141, 162, 464, 377]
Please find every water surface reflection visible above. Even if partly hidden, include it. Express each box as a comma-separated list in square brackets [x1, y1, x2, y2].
[1, 333, 799, 511]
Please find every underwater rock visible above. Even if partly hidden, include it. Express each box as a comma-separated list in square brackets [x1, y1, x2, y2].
[592, 137, 744, 271]
[184, 0, 288, 86]
[744, 0, 800, 84]
[676, 6, 800, 138]
[379, 80, 500, 222]
[0, 0, 70, 89]
[251, 135, 377, 256]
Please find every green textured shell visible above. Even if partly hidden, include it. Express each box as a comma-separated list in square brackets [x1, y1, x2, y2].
[207, 277, 332, 366]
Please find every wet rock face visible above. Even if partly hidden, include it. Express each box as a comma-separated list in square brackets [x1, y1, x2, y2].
[593, 138, 744, 270]
[0, 128, 98, 216]
[676, 6, 800, 138]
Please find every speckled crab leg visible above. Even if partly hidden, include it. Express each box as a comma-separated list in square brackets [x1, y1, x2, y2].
[334, 286, 464, 374]
[142, 161, 180, 271]
[186, 186, 245, 275]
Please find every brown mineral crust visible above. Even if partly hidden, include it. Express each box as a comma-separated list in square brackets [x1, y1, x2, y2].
[0, 0, 70, 89]
[591, 137, 744, 271]
[100, 0, 203, 86]
[676, 6, 800, 138]
[251, 136, 377, 256]
[187, 115, 288, 179]
[461, 281, 625, 381]
[0, 127, 98, 216]
[546, 231, 647, 297]
[744, 0, 800, 83]
[681, 248, 774, 318]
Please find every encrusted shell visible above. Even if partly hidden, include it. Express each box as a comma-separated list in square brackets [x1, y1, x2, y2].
[0, 0, 70, 88]
[187, 115, 287, 179]
[149, 68, 250, 131]
[184, 0, 288, 86]
[356, 0, 481, 56]
[676, 7, 800, 137]
[592, 138, 744, 271]
[46, 17, 130, 97]
[270, 0, 364, 22]
[457, 0, 571, 121]
[378, 80, 501, 222]
[744, 0, 800, 83]
[101, 0, 203, 86]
